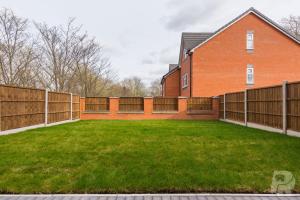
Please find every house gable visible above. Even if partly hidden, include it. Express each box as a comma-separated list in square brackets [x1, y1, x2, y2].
[191, 9, 300, 96]
[178, 33, 213, 65]
[161, 67, 180, 97]
[190, 7, 300, 53]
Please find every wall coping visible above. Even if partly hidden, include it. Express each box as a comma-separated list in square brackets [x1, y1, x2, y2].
[152, 111, 179, 114]
[178, 96, 188, 99]
[118, 111, 144, 114]
[83, 111, 110, 114]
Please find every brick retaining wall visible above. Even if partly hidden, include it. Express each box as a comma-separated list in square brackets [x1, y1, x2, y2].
[80, 97, 219, 120]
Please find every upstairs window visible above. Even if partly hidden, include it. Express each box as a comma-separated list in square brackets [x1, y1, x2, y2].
[183, 48, 188, 59]
[246, 64, 254, 85]
[246, 31, 254, 50]
[182, 73, 188, 88]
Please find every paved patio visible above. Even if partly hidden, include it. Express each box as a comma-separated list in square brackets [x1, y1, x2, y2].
[0, 194, 300, 200]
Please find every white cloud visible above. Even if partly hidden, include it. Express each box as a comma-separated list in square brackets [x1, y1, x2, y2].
[1, 0, 300, 86]
[162, 0, 221, 31]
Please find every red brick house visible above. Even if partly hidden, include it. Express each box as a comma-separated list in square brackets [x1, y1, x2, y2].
[161, 8, 300, 97]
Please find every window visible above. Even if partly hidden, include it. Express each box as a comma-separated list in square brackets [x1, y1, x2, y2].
[246, 64, 254, 85]
[183, 49, 188, 59]
[182, 73, 188, 88]
[246, 31, 254, 50]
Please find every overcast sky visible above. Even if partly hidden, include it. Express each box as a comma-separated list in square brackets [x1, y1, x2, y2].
[1, 0, 299, 85]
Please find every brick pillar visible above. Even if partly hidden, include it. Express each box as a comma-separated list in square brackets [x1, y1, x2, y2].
[80, 97, 85, 113]
[144, 97, 153, 114]
[178, 97, 187, 113]
[109, 97, 119, 114]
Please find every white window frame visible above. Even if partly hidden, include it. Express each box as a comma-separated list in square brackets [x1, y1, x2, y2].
[246, 64, 254, 85]
[246, 31, 254, 50]
[183, 49, 188, 60]
[182, 73, 188, 88]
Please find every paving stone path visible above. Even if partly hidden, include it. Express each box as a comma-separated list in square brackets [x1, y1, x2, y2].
[0, 194, 300, 200]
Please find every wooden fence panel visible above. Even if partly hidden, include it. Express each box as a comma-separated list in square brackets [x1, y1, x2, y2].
[187, 97, 212, 112]
[119, 97, 144, 112]
[85, 97, 109, 112]
[247, 86, 282, 129]
[287, 82, 300, 132]
[48, 92, 71, 124]
[0, 85, 45, 131]
[225, 92, 245, 122]
[72, 95, 80, 120]
[153, 97, 178, 112]
[219, 95, 224, 119]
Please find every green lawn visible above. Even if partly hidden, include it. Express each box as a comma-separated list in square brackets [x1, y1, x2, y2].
[0, 120, 299, 194]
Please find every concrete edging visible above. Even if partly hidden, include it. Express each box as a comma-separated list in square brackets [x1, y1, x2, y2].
[221, 119, 300, 138]
[0, 119, 80, 136]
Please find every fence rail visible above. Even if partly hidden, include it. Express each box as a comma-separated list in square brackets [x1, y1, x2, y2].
[0, 85, 79, 133]
[85, 97, 109, 112]
[219, 95, 224, 119]
[48, 92, 71, 124]
[72, 95, 80, 119]
[287, 82, 300, 132]
[0, 85, 45, 131]
[153, 97, 178, 112]
[225, 92, 245, 122]
[247, 86, 282, 129]
[187, 97, 212, 112]
[119, 97, 144, 112]
[220, 81, 300, 135]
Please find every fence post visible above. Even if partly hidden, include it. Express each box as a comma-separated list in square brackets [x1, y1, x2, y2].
[224, 93, 226, 120]
[282, 81, 288, 134]
[45, 89, 48, 126]
[244, 90, 248, 126]
[70, 93, 73, 121]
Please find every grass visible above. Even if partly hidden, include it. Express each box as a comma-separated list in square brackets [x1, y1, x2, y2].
[0, 120, 300, 194]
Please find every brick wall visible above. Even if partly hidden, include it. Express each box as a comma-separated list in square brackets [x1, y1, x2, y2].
[192, 13, 300, 96]
[80, 97, 219, 120]
[162, 69, 180, 97]
[180, 50, 192, 97]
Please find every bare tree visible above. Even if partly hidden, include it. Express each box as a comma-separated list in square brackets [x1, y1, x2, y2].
[0, 8, 39, 87]
[35, 18, 85, 92]
[147, 78, 162, 96]
[281, 15, 300, 39]
[120, 76, 147, 97]
[74, 38, 114, 96]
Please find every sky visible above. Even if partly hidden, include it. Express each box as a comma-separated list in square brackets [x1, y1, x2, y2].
[1, 0, 300, 85]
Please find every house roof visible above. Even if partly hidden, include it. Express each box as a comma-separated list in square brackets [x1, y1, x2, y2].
[178, 32, 213, 64]
[161, 65, 180, 84]
[169, 64, 179, 71]
[182, 32, 213, 50]
[190, 7, 300, 52]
